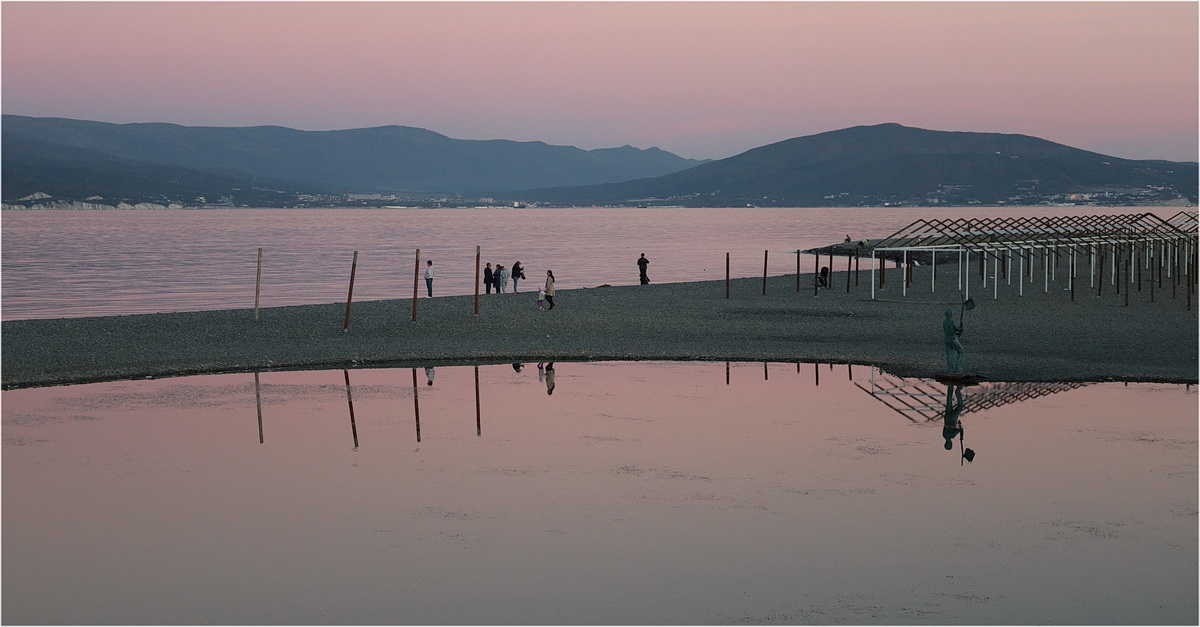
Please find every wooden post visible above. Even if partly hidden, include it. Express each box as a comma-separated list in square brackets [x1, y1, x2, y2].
[762, 249, 768, 295]
[1150, 253, 1156, 302]
[1137, 243, 1143, 292]
[846, 251, 852, 293]
[343, 251, 358, 333]
[796, 250, 800, 292]
[1097, 249, 1105, 298]
[854, 250, 860, 286]
[474, 246, 481, 315]
[813, 252, 819, 296]
[254, 247, 263, 321]
[725, 253, 730, 299]
[412, 248, 420, 323]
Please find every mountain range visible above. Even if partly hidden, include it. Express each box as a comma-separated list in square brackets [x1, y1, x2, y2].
[2, 115, 1195, 208]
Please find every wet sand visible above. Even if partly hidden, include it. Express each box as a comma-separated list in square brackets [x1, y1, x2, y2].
[2, 269, 1196, 389]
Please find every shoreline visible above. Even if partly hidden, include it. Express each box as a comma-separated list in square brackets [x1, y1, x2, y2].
[2, 273, 1196, 389]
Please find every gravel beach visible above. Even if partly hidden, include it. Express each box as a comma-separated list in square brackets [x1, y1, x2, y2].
[2, 268, 1196, 389]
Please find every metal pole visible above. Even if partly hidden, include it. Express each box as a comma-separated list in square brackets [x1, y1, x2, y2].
[902, 250, 908, 297]
[473, 245, 480, 315]
[1019, 251, 1024, 297]
[725, 252, 730, 299]
[870, 251, 876, 300]
[796, 249, 800, 292]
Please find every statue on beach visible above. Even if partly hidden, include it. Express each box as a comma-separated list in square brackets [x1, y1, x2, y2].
[943, 307, 964, 373]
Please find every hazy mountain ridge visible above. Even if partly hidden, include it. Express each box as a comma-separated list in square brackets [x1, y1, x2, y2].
[1, 115, 707, 204]
[3, 117, 1194, 208]
[514, 123, 1197, 207]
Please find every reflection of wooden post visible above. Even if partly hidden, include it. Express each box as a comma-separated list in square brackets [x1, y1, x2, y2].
[412, 248, 420, 323]
[814, 362, 820, 386]
[343, 251, 358, 332]
[254, 372, 264, 444]
[254, 247, 263, 321]
[725, 362, 729, 385]
[725, 253, 730, 299]
[474, 366, 481, 436]
[343, 370, 359, 448]
[411, 368, 421, 443]
[847, 364, 853, 381]
[762, 250, 768, 295]
[474, 246, 481, 315]
[763, 361, 768, 380]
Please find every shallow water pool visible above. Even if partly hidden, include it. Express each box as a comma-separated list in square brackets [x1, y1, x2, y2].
[3, 362, 1196, 624]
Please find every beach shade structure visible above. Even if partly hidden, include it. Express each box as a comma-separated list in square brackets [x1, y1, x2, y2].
[862, 211, 1198, 302]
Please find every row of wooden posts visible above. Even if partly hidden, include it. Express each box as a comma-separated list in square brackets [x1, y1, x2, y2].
[251, 241, 1198, 331]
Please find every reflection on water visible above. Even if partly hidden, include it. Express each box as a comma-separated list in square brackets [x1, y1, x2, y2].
[3, 362, 1196, 624]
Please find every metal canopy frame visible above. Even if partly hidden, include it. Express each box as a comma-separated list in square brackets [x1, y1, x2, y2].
[863, 211, 1198, 300]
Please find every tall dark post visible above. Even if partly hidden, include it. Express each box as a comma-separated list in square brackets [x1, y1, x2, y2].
[1150, 253, 1156, 302]
[1097, 249, 1105, 297]
[474, 366, 481, 436]
[879, 254, 886, 288]
[796, 250, 800, 292]
[762, 250, 768, 295]
[343, 251, 358, 333]
[725, 362, 730, 385]
[474, 245, 480, 315]
[813, 252, 819, 296]
[725, 253, 730, 299]
[1137, 243, 1143, 292]
[412, 248, 420, 323]
[854, 250, 860, 286]
[846, 252, 852, 293]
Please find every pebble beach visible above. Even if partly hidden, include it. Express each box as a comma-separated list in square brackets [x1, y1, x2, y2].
[2, 268, 1197, 389]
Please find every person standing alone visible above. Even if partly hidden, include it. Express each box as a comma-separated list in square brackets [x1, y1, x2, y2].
[637, 253, 650, 285]
[424, 260, 435, 297]
[544, 270, 556, 309]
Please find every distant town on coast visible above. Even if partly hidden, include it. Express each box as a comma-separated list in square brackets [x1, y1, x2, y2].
[2, 115, 1196, 211]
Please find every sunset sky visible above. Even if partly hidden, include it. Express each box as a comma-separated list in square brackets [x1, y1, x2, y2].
[2, 1, 1196, 162]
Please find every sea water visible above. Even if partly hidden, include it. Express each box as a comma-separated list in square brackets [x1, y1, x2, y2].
[0, 205, 1173, 320]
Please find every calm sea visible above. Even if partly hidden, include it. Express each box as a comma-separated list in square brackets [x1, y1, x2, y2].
[0, 206, 1174, 320]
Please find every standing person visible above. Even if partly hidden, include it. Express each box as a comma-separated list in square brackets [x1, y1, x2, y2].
[537, 287, 546, 310]
[637, 253, 650, 285]
[424, 260, 434, 297]
[497, 264, 510, 294]
[483, 263, 494, 294]
[511, 261, 525, 293]
[544, 270, 556, 309]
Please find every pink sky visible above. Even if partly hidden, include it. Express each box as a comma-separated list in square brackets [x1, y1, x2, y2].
[2, 2, 1196, 161]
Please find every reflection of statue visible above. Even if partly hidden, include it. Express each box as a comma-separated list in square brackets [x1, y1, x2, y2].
[943, 308, 964, 373]
[942, 384, 975, 463]
[942, 384, 964, 450]
[512, 362, 523, 373]
[544, 362, 556, 395]
[425, 367, 435, 386]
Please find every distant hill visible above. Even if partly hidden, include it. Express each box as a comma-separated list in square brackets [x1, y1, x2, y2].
[1, 115, 707, 205]
[511, 123, 1197, 207]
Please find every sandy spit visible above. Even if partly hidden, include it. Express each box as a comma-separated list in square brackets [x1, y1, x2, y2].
[2, 271, 1197, 389]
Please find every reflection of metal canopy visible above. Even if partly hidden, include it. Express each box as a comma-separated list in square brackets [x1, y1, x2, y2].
[864, 211, 1198, 300]
[855, 367, 1092, 423]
